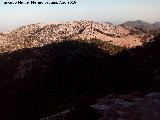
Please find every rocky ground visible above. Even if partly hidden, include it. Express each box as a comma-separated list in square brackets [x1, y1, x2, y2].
[41, 92, 160, 120]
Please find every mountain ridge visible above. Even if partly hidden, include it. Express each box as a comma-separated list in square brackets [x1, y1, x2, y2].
[0, 20, 152, 53]
[122, 20, 160, 32]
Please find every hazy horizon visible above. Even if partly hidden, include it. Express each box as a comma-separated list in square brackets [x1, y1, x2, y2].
[0, 0, 160, 32]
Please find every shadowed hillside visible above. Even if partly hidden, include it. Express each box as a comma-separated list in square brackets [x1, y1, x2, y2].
[107, 34, 160, 92]
[0, 36, 160, 120]
[0, 39, 124, 120]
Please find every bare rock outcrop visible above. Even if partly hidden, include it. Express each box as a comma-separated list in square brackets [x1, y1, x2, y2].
[92, 93, 160, 120]
[41, 93, 160, 120]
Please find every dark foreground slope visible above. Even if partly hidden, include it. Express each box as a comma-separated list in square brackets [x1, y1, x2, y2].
[0, 36, 160, 119]
[111, 34, 160, 92]
[0, 40, 123, 120]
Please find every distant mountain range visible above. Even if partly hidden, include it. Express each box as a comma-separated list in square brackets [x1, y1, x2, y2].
[121, 20, 160, 32]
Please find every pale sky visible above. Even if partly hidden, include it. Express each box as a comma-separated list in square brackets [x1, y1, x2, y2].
[0, 0, 160, 32]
